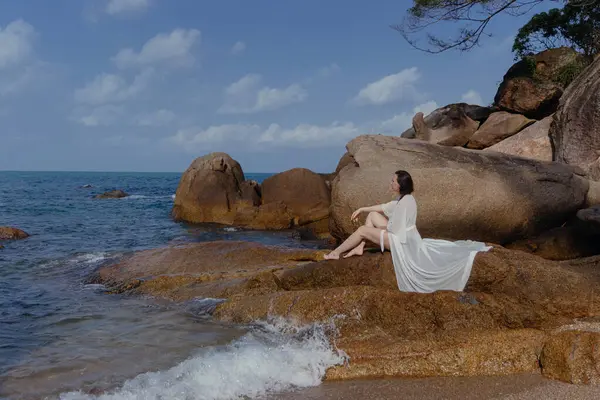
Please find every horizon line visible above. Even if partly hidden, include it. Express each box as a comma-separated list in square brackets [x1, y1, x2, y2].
[0, 169, 323, 174]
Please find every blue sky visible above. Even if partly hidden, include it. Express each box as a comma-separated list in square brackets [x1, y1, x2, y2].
[0, 0, 554, 173]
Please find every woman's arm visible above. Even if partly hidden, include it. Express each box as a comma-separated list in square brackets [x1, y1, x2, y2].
[360, 204, 384, 213]
[350, 204, 385, 221]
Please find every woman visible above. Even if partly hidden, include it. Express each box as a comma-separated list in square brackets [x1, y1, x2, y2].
[324, 170, 491, 293]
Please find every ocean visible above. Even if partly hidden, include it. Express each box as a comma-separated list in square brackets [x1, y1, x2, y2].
[0, 171, 342, 400]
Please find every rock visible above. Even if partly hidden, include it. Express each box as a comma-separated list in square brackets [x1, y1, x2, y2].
[261, 168, 330, 230]
[505, 225, 599, 261]
[239, 180, 261, 207]
[172, 152, 245, 224]
[172, 154, 332, 233]
[94, 189, 129, 199]
[494, 47, 590, 119]
[466, 112, 535, 150]
[0, 227, 29, 240]
[577, 206, 600, 234]
[330, 135, 589, 244]
[94, 241, 325, 300]
[541, 330, 600, 384]
[485, 116, 553, 161]
[588, 181, 600, 206]
[95, 241, 600, 381]
[294, 218, 332, 241]
[234, 201, 292, 230]
[334, 152, 357, 174]
[326, 329, 545, 380]
[506, 207, 600, 260]
[412, 112, 428, 138]
[412, 110, 480, 147]
[550, 54, 600, 181]
[495, 78, 562, 120]
[401, 103, 493, 139]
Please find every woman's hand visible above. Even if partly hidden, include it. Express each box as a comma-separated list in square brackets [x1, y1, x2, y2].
[350, 208, 364, 222]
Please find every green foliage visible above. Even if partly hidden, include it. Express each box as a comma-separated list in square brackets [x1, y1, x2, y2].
[512, 3, 600, 58]
[522, 56, 538, 77]
[555, 58, 589, 86]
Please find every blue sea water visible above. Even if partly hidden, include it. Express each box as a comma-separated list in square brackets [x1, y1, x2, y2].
[0, 172, 341, 400]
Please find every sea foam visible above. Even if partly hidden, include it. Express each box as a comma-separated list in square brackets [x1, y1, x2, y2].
[59, 318, 347, 400]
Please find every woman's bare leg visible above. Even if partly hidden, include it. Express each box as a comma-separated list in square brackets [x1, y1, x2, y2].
[324, 226, 390, 260]
[343, 212, 388, 258]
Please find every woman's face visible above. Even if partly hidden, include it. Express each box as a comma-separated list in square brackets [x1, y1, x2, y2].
[389, 174, 400, 194]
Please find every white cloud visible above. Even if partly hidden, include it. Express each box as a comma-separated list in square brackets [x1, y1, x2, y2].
[168, 121, 360, 151]
[0, 20, 36, 69]
[218, 73, 307, 114]
[461, 89, 484, 105]
[135, 109, 176, 126]
[169, 98, 443, 151]
[317, 63, 340, 78]
[112, 29, 200, 69]
[255, 85, 306, 111]
[169, 124, 262, 146]
[258, 122, 359, 146]
[74, 68, 154, 105]
[72, 105, 123, 127]
[414, 100, 438, 115]
[0, 62, 51, 96]
[224, 73, 261, 97]
[73, 104, 176, 129]
[302, 63, 341, 85]
[231, 41, 246, 55]
[0, 21, 60, 98]
[352, 67, 420, 106]
[106, 0, 150, 15]
[378, 101, 438, 134]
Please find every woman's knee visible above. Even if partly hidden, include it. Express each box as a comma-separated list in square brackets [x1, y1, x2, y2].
[365, 211, 377, 225]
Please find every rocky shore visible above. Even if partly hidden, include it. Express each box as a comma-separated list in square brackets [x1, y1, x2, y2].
[93, 240, 600, 383]
[93, 47, 600, 387]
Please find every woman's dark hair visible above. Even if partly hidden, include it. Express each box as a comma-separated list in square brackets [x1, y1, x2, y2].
[395, 170, 414, 197]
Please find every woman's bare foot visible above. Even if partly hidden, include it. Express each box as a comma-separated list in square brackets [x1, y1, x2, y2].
[343, 242, 365, 258]
[323, 251, 340, 260]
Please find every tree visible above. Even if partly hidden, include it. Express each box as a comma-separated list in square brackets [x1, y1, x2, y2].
[512, 4, 600, 58]
[393, 0, 599, 54]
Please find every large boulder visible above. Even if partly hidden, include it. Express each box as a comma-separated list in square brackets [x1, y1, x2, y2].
[411, 110, 480, 147]
[494, 47, 590, 119]
[401, 103, 493, 139]
[172, 153, 332, 235]
[172, 152, 245, 224]
[466, 111, 535, 150]
[330, 135, 589, 244]
[541, 330, 600, 384]
[485, 115, 553, 161]
[550, 54, 600, 181]
[94, 241, 600, 381]
[0, 227, 29, 240]
[261, 168, 330, 227]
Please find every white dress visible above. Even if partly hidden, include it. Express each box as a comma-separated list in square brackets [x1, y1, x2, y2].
[381, 195, 491, 293]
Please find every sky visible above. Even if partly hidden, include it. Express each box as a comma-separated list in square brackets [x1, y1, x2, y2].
[0, 0, 555, 173]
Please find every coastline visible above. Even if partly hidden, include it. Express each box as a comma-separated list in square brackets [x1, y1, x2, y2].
[273, 374, 600, 400]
